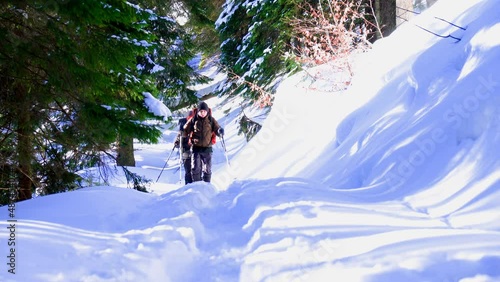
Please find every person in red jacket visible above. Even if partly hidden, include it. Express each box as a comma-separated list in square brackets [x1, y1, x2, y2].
[183, 101, 224, 183]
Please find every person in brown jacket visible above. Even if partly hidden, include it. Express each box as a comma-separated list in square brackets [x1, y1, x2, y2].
[183, 101, 224, 183]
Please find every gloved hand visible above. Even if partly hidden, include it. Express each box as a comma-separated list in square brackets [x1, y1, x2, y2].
[174, 140, 180, 148]
[218, 128, 225, 136]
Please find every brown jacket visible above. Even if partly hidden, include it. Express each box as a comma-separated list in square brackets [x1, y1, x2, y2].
[183, 115, 221, 148]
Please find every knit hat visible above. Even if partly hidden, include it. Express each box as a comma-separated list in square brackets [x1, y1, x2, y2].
[198, 101, 209, 112]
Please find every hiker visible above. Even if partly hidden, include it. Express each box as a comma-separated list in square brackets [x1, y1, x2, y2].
[174, 111, 193, 184]
[183, 101, 224, 183]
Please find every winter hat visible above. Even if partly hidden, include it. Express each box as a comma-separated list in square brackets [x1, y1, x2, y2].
[198, 101, 209, 112]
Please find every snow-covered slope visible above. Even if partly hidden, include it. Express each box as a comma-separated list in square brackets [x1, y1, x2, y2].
[215, 0, 500, 218]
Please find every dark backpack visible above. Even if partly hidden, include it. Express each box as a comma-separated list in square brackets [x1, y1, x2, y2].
[178, 117, 188, 131]
[188, 107, 216, 145]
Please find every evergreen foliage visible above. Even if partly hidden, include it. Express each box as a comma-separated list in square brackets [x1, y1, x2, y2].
[0, 0, 194, 203]
[136, 0, 223, 107]
[179, 0, 225, 56]
[238, 113, 262, 142]
[216, 0, 301, 100]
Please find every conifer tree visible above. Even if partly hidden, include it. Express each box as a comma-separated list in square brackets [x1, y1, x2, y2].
[216, 0, 301, 100]
[0, 0, 170, 202]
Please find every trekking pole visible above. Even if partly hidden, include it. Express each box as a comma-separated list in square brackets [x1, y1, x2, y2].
[156, 146, 176, 182]
[178, 136, 183, 184]
[220, 135, 231, 167]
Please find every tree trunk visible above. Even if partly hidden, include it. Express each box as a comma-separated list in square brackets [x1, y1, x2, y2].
[16, 85, 33, 201]
[376, 0, 397, 38]
[116, 135, 136, 167]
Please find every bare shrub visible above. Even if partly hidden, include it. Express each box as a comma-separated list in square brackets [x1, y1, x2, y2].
[290, 0, 374, 89]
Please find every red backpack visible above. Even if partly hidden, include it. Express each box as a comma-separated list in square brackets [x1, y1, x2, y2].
[187, 107, 217, 145]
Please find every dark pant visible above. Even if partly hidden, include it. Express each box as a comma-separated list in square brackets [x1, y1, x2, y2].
[191, 151, 212, 182]
[183, 157, 192, 184]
